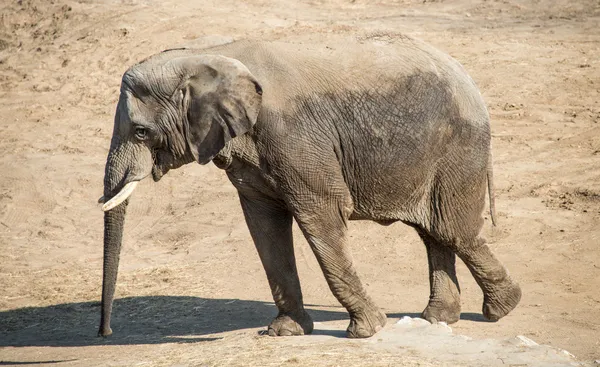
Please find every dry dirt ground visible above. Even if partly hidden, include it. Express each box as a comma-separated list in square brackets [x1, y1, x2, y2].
[0, 0, 599, 366]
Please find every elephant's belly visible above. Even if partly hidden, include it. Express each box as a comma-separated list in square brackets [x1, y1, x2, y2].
[347, 174, 432, 224]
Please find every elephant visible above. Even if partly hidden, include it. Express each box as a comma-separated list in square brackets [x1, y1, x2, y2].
[97, 34, 521, 339]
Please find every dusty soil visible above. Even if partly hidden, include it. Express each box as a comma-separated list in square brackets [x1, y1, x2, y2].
[0, 0, 599, 365]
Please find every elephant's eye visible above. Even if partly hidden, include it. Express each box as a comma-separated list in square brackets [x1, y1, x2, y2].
[134, 126, 147, 140]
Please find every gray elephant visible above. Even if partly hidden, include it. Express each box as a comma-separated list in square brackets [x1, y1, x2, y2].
[98, 35, 521, 338]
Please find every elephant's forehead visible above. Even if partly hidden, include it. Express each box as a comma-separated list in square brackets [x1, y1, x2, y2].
[118, 90, 156, 127]
[122, 65, 179, 99]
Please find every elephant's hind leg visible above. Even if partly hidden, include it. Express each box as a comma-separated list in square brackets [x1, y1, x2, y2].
[428, 163, 521, 322]
[239, 194, 313, 336]
[416, 229, 461, 324]
[454, 236, 521, 321]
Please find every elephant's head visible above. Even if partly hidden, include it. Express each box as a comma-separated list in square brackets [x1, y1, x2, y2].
[97, 51, 263, 336]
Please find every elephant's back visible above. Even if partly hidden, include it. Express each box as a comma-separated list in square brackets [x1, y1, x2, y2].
[204, 36, 452, 87]
[203, 37, 487, 124]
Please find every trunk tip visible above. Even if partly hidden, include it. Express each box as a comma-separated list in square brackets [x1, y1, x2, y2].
[98, 326, 113, 337]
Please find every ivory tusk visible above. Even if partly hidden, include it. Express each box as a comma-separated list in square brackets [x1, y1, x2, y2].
[101, 181, 139, 212]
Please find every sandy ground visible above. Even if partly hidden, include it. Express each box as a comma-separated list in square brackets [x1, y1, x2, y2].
[0, 0, 599, 365]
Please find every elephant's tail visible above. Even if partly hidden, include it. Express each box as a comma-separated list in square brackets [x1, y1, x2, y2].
[487, 152, 497, 226]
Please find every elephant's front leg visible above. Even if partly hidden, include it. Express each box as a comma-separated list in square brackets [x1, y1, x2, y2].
[294, 198, 387, 338]
[281, 169, 386, 339]
[238, 194, 313, 336]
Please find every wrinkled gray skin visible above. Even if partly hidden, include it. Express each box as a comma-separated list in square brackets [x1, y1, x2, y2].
[99, 36, 521, 338]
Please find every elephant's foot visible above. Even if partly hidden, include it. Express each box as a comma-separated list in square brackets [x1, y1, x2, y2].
[97, 326, 112, 337]
[268, 310, 314, 336]
[346, 307, 387, 338]
[421, 300, 461, 324]
[482, 280, 522, 321]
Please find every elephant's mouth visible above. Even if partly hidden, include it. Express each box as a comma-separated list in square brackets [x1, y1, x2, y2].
[152, 148, 195, 182]
[152, 164, 165, 182]
[151, 149, 168, 182]
[151, 157, 176, 182]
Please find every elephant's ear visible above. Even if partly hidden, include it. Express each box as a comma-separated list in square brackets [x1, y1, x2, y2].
[178, 55, 263, 164]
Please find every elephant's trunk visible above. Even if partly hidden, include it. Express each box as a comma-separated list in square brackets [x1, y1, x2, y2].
[98, 137, 142, 337]
[98, 203, 127, 337]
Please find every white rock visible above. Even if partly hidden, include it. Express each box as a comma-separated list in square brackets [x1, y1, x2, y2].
[437, 321, 452, 332]
[396, 316, 414, 325]
[395, 316, 431, 327]
[516, 335, 539, 347]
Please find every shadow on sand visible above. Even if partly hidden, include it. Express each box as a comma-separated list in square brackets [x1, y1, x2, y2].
[0, 296, 489, 348]
[0, 296, 347, 347]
